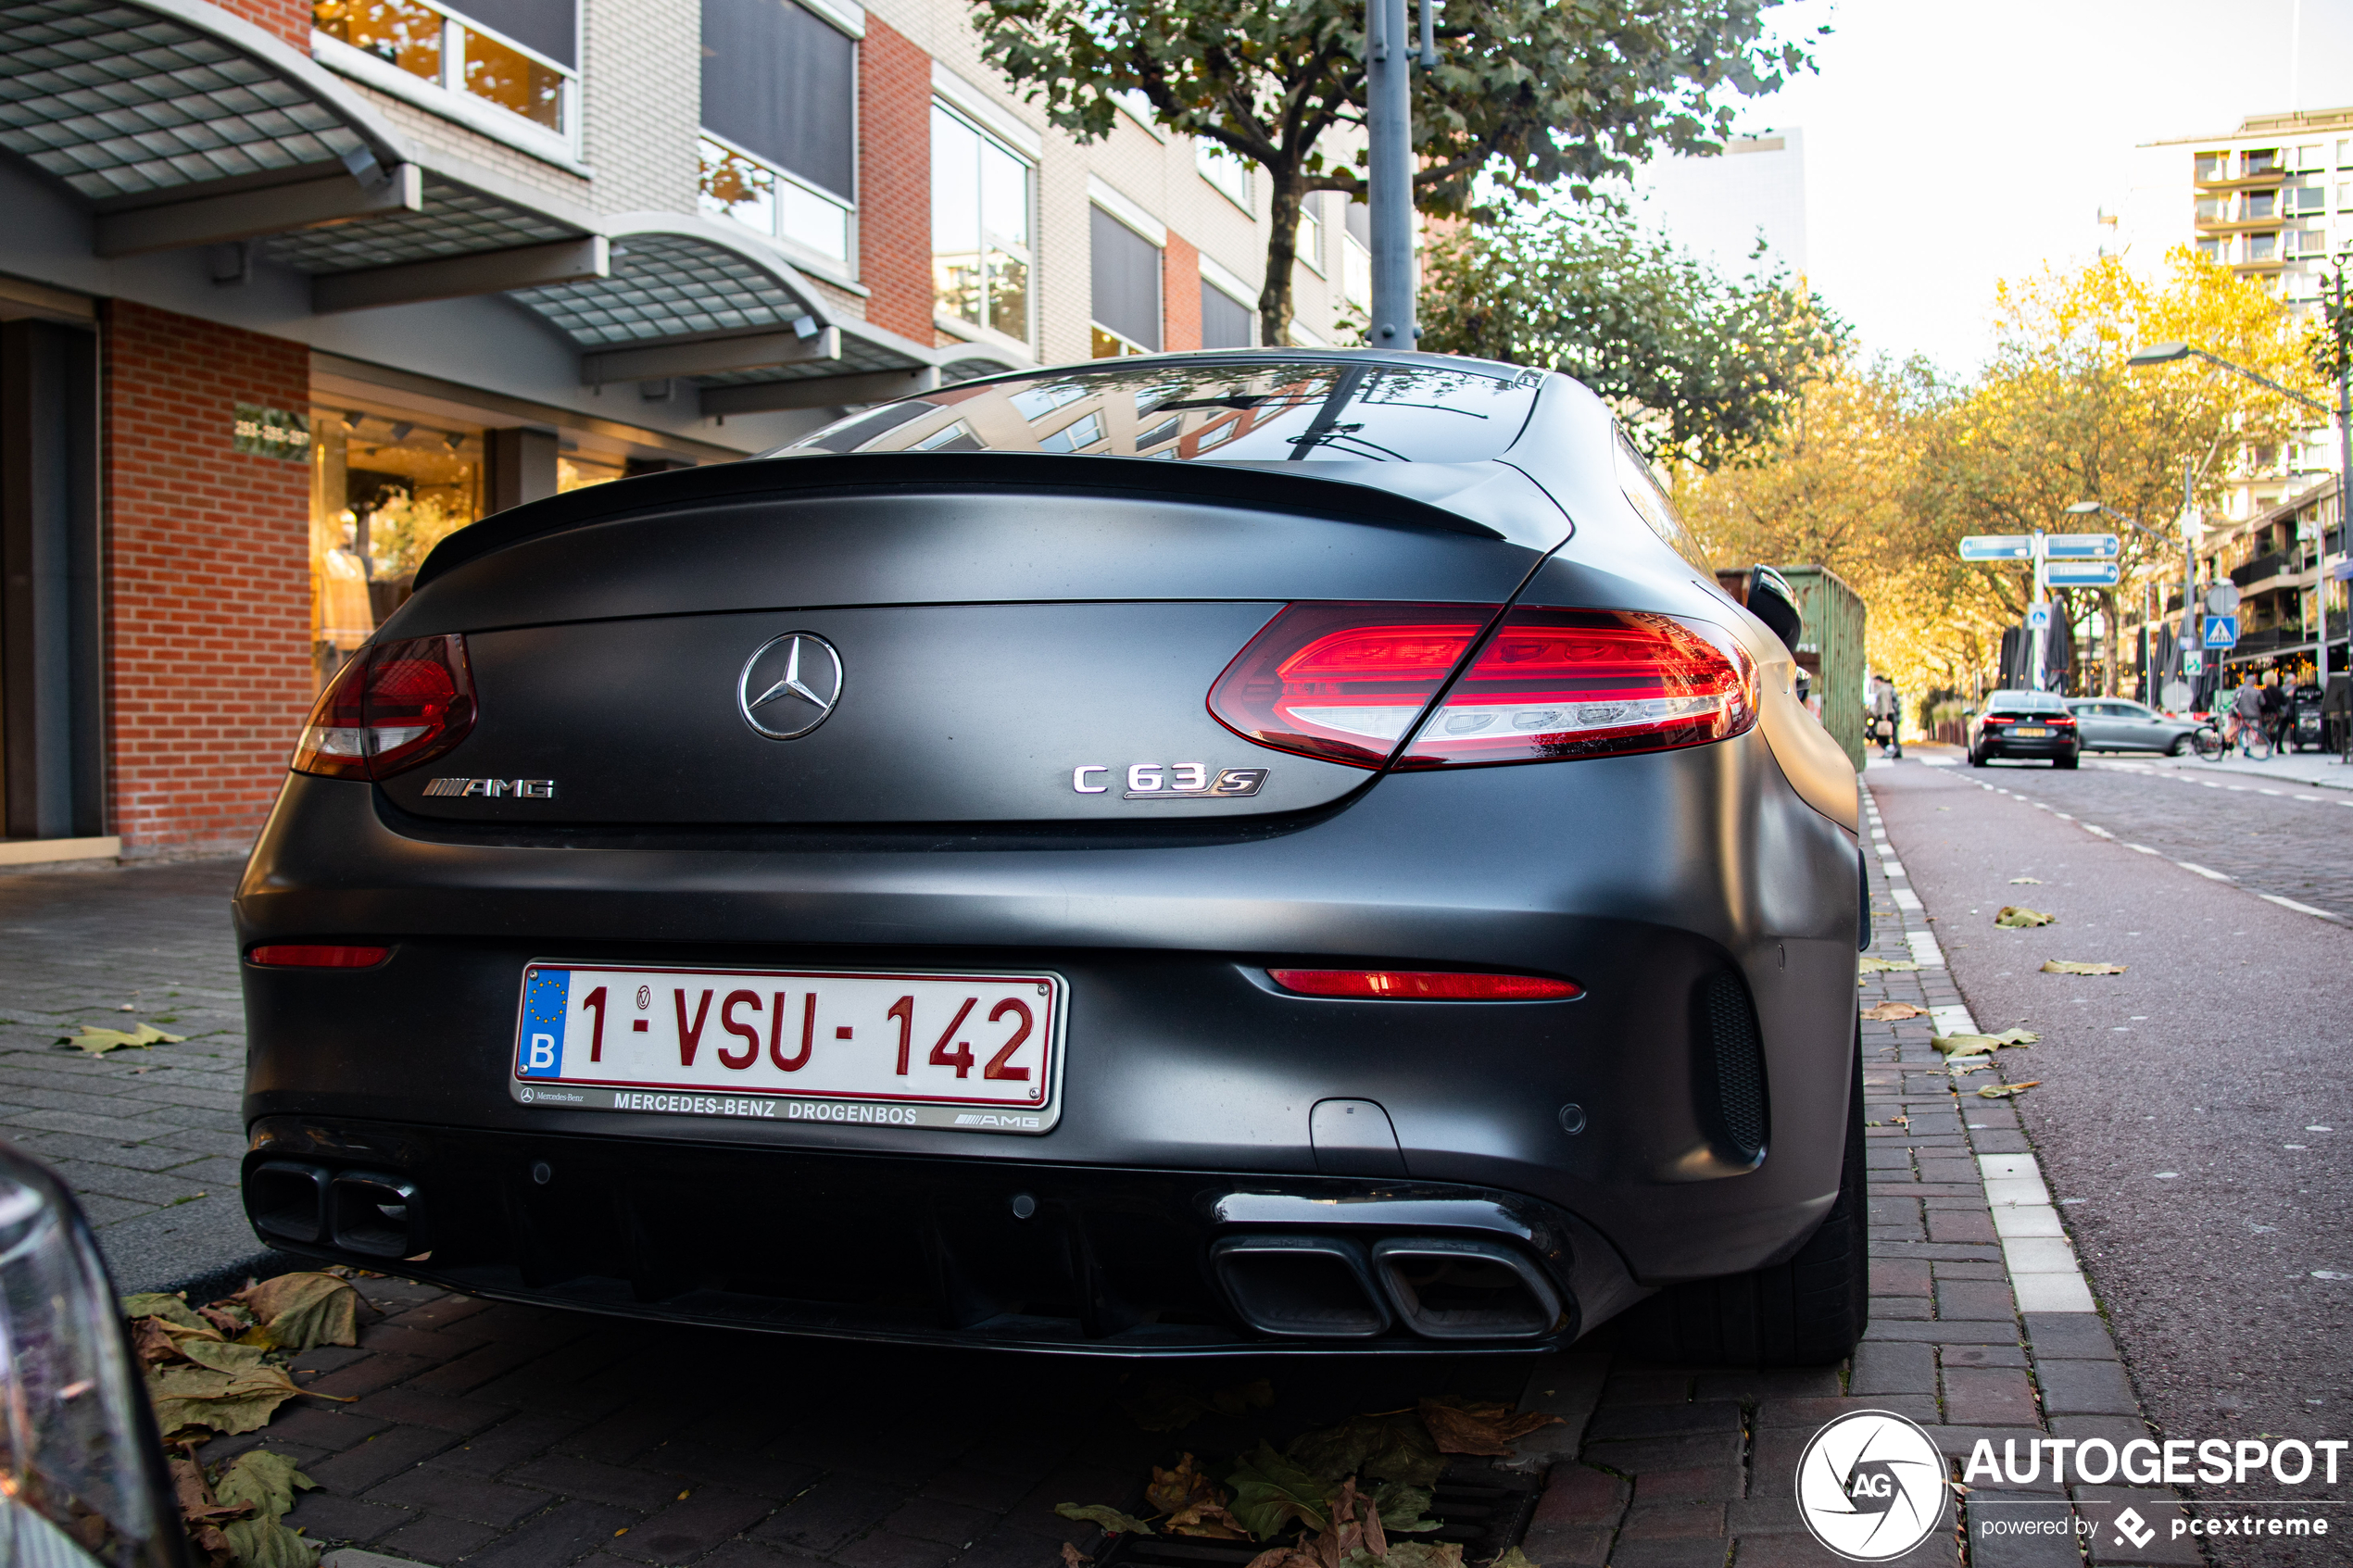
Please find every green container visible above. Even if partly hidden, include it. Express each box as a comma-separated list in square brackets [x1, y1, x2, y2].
[1777, 564, 1869, 772]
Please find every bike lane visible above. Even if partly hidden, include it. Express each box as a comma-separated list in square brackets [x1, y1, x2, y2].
[1871, 758, 2353, 1565]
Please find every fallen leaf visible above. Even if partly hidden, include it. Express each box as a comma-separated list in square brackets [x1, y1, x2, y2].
[1288, 1411, 1445, 1488]
[1490, 1550, 1541, 1568]
[2007, 877, 2044, 884]
[1948, 1057, 1994, 1074]
[1994, 907, 2056, 928]
[2041, 960, 2126, 975]
[58, 1022, 185, 1055]
[213, 1449, 321, 1567]
[1860, 1002, 1927, 1021]
[1857, 957, 1919, 973]
[1055, 1504, 1154, 1537]
[122, 1293, 210, 1333]
[1933, 1029, 2039, 1055]
[1147, 1453, 1222, 1518]
[1244, 1550, 1316, 1568]
[1165, 1499, 1252, 1539]
[1416, 1397, 1562, 1457]
[1370, 1481, 1442, 1535]
[1340, 1543, 1466, 1568]
[132, 1315, 186, 1366]
[1977, 1081, 2042, 1098]
[231, 1273, 361, 1352]
[1228, 1441, 1334, 1538]
[1061, 1546, 1094, 1568]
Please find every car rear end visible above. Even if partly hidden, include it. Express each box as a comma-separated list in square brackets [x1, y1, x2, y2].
[237, 356, 1863, 1356]
[1975, 695, 2078, 764]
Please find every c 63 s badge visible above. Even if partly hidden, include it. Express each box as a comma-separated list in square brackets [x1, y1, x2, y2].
[1071, 764, 1268, 800]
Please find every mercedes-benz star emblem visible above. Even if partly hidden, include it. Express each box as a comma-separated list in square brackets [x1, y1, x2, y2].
[736, 633, 844, 739]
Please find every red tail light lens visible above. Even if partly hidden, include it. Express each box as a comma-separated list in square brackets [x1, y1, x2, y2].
[1207, 603, 1504, 767]
[247, 944, 391, 968]
[1395, 608, 1756, 768]
[292, 634, 476, 780]
[1268, 969, 1580, 1000]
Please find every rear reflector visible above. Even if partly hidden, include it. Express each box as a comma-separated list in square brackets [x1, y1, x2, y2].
[247, 945, 390, 969]
[293, 634, 476, 781]
[1268, 969, 1580, 1000]
[1207, 603, 1504, 768]
[1396, 608, 1757, 768]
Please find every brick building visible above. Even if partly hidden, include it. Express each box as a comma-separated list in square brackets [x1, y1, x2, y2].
[0, 0, 1368, 864]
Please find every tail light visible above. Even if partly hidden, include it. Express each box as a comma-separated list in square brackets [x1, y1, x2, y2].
[1207, 603, 1501, 767]
[292, 634, 476, 780]
[247, 945, 391, 968]
[1396, 608, 1756, 767]
[1269, 969, 1580, 1000]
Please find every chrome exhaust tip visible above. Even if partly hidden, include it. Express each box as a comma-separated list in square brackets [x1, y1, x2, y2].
[1373, 1236, 1563, 1338]
[1211, 1235, 1391, 1337]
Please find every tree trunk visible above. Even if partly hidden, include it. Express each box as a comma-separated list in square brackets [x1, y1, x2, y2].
[1258, 169, 1304, 348]
[2102, 588, 2120, 696]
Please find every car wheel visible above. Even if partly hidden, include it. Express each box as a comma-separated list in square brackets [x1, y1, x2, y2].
[1618, 1038, 1868, 1367]
[2056, 752, 2079, 770]
[2170, 734, 2190, 757]
[1969, 746, 1986, 767]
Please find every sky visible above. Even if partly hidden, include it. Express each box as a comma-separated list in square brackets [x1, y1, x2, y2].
[1701, 0, 2353, 376]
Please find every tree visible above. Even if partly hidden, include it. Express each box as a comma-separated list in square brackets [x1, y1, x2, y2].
[1417, 204, 1844, 468]
[968, 0, 1811, 346]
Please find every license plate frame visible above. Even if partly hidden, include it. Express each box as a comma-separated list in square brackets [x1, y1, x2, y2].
[509, 961, 1067, 1134]
[2011, 726, 2048, 737]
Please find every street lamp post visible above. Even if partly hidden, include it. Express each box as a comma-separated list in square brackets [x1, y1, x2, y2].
[1364, 0, 1433, 350]
[2129, 335, 2347, 686]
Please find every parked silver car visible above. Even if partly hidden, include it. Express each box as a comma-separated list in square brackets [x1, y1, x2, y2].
[2064, 696, 2207, 755]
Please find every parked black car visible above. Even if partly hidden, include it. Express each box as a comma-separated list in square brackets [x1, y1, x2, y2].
[1969, 690, 2080, 767]
[237, 352, 1868, 1363]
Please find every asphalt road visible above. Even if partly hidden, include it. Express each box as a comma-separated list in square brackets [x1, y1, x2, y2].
[1873, 755, 2353, 1556]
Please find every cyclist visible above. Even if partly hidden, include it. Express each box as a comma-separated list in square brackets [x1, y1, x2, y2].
[2231, 672, 2266, 757]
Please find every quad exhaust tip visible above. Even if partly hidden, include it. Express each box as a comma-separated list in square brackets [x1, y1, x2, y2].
[1213, 1234, 1562, 1340]
[248, 1160, 425, 1260]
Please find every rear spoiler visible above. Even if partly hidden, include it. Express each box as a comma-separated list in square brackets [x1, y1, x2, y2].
[415, 452, 1505, 589]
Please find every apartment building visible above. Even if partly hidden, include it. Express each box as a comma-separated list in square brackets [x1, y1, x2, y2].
[0, 0, 1370, 867]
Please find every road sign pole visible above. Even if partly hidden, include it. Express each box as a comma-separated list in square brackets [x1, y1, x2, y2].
[2032, 531, 2049, 692]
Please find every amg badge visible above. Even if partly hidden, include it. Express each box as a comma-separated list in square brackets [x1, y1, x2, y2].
[1071, 764, 1269, 800]
[422, 778, 557, 798]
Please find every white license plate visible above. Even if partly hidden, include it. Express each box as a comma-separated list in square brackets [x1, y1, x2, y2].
[510, 962, 1065, 1134]
[2012, 726, 2048, 737]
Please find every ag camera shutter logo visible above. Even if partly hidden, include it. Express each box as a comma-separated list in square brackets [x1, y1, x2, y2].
[1795, 1411, 1948, 1561]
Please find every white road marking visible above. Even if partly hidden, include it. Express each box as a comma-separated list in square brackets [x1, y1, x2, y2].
[2258, 893, 2344, 922]
[2127, 844, 2160, 854]
[1891, 887, 1923, 910]
[2177, 862, 2233, 882]
[1905, 930, 1945, 967]
[1930, 1003, 1979, 1035]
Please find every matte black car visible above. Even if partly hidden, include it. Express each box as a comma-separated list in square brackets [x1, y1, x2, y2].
[237, 352, 1869, 1363]
[1968, 690, 2080, 767]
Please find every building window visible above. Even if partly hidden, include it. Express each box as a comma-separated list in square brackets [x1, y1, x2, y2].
[700, 0, 856, 267]
[2195, 195, 2225, 223]
[2196, 236, 2221, 262]
[308, 409, 484, 684]
[2247, 231, 2279, 262]
[1200, 278, 1253, 349]
[315, 0, 573, 133]
[2244, 147, 2279, 177]
[2285, 177, 2326, 215]
[1341, 199, 1371, 308]
[2195, 152, 2227, 182]
[1298, 193, 1327, 275]
[1089, 206, 1161, 356]
[2244, 189, 2277, 220]
[2296, 143, 2327, 170]
[933, 104, 1032, 344]
[2287, 227, 2328, 257]
[1197, 141, 1253, 210]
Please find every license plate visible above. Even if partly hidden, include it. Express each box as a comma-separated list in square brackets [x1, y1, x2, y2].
[2012, 726, 2048, 737]
[510, 963, 1065, 1134]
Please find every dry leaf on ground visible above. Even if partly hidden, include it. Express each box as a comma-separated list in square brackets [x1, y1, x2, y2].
[2041, 960, 2126, 975]
[1056, 1504, 1155, 1537]
[59, 1022, 185, 1055]
[1948, 1058, 1995, 1074]
[1415, 1397, 1562, 1457]
[1860, 1002, 1927, 1021]
[2007, 877, 2044, 884]
[1977, 1081, 2041, 1098]
[1059, 1546, 1093, 1568]
[214, 1449, 321, 1568]
[1858, 957, 1919, 973]
[232, 1273, 362, 1352]
[1994, 907, 2056, 928]
[1934, 1029, 2038, 1055]
[1338, 1543, 1466, 1568]
[1287, 1411, 1445, 1488]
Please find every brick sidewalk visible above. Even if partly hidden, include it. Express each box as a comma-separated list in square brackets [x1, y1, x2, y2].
[1511, 782, 2193, 1568]
[0, 857, 279, 1291]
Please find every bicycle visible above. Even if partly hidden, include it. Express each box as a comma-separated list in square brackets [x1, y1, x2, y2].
[2224, 713, 2273, 760]
[2189, 722, 2227, 760]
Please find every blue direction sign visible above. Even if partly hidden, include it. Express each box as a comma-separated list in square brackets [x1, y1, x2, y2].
[2045, 561, 2121, 586]
[2045, 533, 2120, 559]
[2026, 604, 2052, 630]
[2205, 615, 2239, 648]
[1959, 534, 2034, 560]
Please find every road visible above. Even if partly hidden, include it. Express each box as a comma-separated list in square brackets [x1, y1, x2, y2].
[1873, 752, 2353, 1561]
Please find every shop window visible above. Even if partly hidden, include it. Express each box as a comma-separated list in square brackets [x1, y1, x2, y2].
[309, 410, 484, 684]
[699, 0, 857, 267]
[314, 0, 574, 134]
[1088, 205, 1162, 356]
[932, 104, 1032, 343]
[558, 453, 625, 490]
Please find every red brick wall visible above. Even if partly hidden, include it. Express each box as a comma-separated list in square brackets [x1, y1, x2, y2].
[101, 301, 313, 858]
[215, 0, 310, 47]
[858, 18, 935, 343]
[1164, 232, 1203, 352]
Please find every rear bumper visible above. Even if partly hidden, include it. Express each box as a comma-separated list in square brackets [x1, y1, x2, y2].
[243, 1115, 1635, 1354]
[1975, 734, 2076, 759]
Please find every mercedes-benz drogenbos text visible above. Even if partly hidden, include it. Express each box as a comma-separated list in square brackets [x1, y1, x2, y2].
[237, 353, 1868, 1362]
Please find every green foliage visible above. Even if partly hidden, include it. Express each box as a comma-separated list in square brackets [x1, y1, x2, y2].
[966, 0, 1812, 344]
[1418, 204, 1844, 469]
[2309, 268, 2352, 387]
[1227, 1441, 1336, 1538]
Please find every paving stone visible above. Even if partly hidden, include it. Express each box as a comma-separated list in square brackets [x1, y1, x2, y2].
[507, 1453, 697, 1512]
[1860, 1319, 2023, 1346]
[1940, 1344, 2030, 1369]
[2032, 1360, 2141, 1417]
[604, 1487, 775, 1563]
[834, 1533, 960, 1568]
[1579, 1433, 1743, 1473]
[1516, 1523, 1613, 1568]
[2070, 1488, 2202, 1565]
[1927, 1209, 2000, 1245]
[1870, 1258, 1932, 1297]
[1584, 1400, 1743, 1441]
[422, 1413, 585, 1477]
[1532, 1461, 1629, 1527]
[1935, 1279, 2019, 1321]
[1849, 1340, 1937, 1396]
[282, 1488, 416, 1544]
[345, 1386, 513, 1436]
[1943, 1368, 2042, 1427]
[377, 1512, 505, 1565]
[364, 1469, 549, 1528]
[2021, 1313, 2120, 1361]
[749, 1474, 907, 1553]
[467, 1499, 640, 1568]
[308, 1425, 466, 1494]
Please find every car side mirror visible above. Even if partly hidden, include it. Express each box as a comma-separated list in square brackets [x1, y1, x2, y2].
[1745, 565, 1804, 649]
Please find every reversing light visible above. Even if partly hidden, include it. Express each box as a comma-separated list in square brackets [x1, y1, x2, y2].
[247, 945, 391, 968]
[1268, 969, 1581, 1000]
[292, 633, 476, 780]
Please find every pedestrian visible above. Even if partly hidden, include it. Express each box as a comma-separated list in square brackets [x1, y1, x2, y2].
[1869, 673, 1901, 759]
[2260, 670, 2288, 754]
[2232, 671, 2265, 756]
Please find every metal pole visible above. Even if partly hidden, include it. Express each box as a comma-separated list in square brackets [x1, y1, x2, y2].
[2031, 531, 2048, 692]
[2183, 458, 2199, 709]
[1366, 0, 1414, 348]
[2336, 266, 2351, 688]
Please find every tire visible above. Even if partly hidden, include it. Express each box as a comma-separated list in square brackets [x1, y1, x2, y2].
[2056, 752, 2079, 770]
[2169, 734, 2190, 757]
[1969, 746, 1987, 767]
[1618, 1040, 1869, 1367]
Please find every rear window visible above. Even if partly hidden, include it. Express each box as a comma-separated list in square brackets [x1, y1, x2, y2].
[768, 358, 1544, 465]
[1986, 693, 2065, 716]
